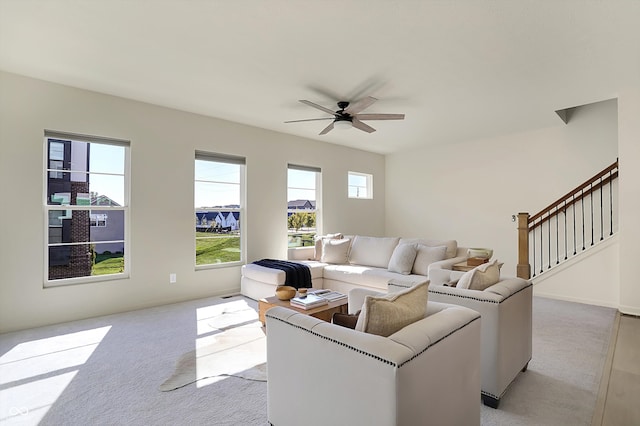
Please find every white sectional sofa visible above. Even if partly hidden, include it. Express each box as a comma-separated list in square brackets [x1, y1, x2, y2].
[240, 234, 468, 300]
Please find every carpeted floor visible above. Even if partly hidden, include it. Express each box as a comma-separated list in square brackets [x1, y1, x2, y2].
[0, 295, 616, 425]
[481, 296, 616, 425]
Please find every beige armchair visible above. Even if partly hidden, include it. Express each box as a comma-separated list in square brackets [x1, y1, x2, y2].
[265, 302, 481, 426]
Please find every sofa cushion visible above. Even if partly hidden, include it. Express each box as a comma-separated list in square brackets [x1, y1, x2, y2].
[355, 281, 428, 337]
[457, 259, 503, 290]
[293, 260, 328, 279]
[411, 245, 447, 276]
[321, 238, 351, 264]
[388, 243, 418, 275]
[348, 236, 400, 268]
[399, 238, 458, 259]
[323, 264, 424, 290]
[314, 233, 344, 261]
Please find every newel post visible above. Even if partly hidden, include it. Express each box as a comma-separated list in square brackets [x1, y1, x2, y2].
[517, 212, 531, 279]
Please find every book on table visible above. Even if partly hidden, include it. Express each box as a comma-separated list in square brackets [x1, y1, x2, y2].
[290, 294, 328, 310]
[309, 289, 347, 302]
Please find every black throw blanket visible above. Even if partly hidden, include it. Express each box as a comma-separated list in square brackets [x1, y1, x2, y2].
[252, 259, 312, 289]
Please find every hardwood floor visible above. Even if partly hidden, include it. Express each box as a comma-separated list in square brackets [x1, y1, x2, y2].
[592, 313, 640, 425]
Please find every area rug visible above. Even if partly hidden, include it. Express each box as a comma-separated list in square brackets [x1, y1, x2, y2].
[480, 296, 616, 425]
[159, 299, 267, 391]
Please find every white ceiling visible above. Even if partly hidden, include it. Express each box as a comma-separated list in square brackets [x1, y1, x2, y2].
[1, 1, 639, 154]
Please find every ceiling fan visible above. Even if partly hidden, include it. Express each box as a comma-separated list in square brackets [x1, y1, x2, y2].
[285, 96, 405, 135]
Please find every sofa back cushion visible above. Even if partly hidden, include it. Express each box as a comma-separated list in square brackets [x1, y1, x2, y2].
[348, 236, 400, 268]
[399, 238, 458, 259]
[412, 245, 447, 276]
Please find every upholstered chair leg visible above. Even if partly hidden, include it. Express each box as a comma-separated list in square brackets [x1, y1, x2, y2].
[522, 362, 529, 372]
[482, 394, 500, 409]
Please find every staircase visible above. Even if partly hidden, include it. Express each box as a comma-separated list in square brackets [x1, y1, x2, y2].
[517, 160, 619, 280]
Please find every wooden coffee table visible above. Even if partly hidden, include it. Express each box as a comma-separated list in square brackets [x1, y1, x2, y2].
[258, 294, 348, 326]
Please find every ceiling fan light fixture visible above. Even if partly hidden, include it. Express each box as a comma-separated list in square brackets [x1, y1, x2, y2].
[334, 119, 352, 130]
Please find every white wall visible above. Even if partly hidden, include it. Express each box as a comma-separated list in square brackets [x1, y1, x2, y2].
[532, 236, 619, 308]
[618, 86, 640, 316]
[0, 72, 386, 332]
[386, 99, 619, 298]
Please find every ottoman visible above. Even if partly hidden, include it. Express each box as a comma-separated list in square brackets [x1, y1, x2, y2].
[240, 260, 326, 300]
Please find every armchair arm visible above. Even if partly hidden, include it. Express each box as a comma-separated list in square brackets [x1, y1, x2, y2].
[427, 256, 467, 286]
[348, 287, 385, 314]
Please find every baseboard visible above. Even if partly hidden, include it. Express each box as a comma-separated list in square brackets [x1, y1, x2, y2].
[533, 292, 619, 309]
[618, 305, 640, 316]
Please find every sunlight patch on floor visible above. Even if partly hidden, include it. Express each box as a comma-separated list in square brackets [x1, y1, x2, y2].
[194, 299, 265, 388]
[0, 326, 111, 424]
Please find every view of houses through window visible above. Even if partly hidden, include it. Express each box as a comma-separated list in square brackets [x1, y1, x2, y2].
[195, 153, 244, 266]
[348, 171, 373, 199]
[288, 165, 320, 248]
[45, 134, 128, 283]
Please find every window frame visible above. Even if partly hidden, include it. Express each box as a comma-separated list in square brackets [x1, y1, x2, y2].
[43, 131, 130, 287]
[348, 171, 373, 199]
[287, 164, 321, 248]
[194, 151, 246, 269]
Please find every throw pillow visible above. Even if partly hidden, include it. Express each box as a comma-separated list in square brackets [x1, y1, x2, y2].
[354, 281, 428, 337]
[388, 243, 418, 275]
[457, 259, 503, 291]
[314, 233, 343, 260]
[411, 245, 447, 276]
[320, 238, 351, 264]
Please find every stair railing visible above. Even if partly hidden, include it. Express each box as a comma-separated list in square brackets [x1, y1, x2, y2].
[517, 160, 619, 279]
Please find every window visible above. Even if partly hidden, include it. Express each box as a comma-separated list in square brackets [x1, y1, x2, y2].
[44, 132, 128, 285]
[288, 164, 321, 248]
[348, 171, 373, 199]
[90, 213, 107, 227]
[195, 152, 245, 266]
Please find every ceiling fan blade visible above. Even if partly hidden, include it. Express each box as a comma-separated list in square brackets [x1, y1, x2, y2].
[284, 118, 334, 123]
[299, 100, 337, 116]
[345, 96, 378, 114]
[319, 122, 334, 135]
[352, 118, 376, 133]
[355, 113, 405, 121]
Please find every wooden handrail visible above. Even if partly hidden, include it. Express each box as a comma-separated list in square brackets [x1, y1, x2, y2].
[529, 160, 618, 225]
[516, 159, 619, 280]
[528, 171, 618, 232]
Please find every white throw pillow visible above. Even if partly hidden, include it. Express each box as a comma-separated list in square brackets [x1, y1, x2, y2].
[457, 259, 503, 290]
[399, 238, 458, 259]
[320, 238, 351, 264]
[411, 245, 447, 276]
[314, 233, 343, 260]
[355, 281, 428, 337]
[388, 243, 418, 275]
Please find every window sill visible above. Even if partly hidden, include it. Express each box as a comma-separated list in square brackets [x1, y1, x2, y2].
[44, 272, 129, 288]
[195, 261, 244, 271]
